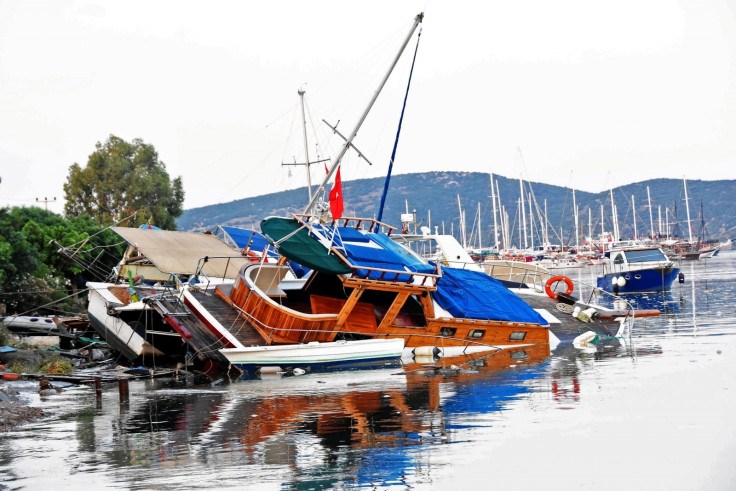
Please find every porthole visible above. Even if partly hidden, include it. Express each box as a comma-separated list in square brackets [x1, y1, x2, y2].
[510, 350, 528, 360]
[439, 327, 456, 337]
[509, 331, 527, 341]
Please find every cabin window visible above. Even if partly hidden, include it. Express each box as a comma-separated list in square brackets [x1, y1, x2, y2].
[635, 274, 642, 279]
[467, 329, 485, 339]
[509, 331, 527, 341]
[614, 254, 624, 265]
[439, 327, 456, 337]
[624, 275, 631, 280]
[509, 350, 528, 360]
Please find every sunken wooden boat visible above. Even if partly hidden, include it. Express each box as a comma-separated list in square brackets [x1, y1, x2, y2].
[211, 215, 553, 352]
[83, 226, 252, 363]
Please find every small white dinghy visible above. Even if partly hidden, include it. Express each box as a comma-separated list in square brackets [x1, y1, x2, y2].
[219, 338, 405, 373]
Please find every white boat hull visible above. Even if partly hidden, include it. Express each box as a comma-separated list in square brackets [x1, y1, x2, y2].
[86, 282, 163, 360]
[220, 338, 405, 372]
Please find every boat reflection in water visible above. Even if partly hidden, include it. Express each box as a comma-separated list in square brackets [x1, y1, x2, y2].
[73, 345, 548, 486]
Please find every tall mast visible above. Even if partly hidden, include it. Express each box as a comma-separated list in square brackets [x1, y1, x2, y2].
[528, 193, 534, 250]
[457, 194, 467, 249]
[647, 186, 654, 238]
[519, 177, 528, 249]
[588, 208, 592, 242]
[609, 187, 618, 242]
[477, 201, 482, 249]
[683, 176, 693, 243]
[303, 13, 424, 215]
[632, 195, 637, 240]
[490, 173, 499, 250]
[298, 89, 313, 201]
[544, 199, 549, 246]
[572, 186, 579, 249]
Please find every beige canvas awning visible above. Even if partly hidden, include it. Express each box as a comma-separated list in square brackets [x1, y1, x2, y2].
[112, 227, 253, 279]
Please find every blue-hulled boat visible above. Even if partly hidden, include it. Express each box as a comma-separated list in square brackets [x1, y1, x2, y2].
[596, 246, 680, 294]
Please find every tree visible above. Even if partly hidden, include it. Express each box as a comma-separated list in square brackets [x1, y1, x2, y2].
[63, 135, 185, 229]
[0, 206, 125, 314]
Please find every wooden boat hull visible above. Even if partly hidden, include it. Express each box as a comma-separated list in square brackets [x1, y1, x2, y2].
[228, 264, 550, 350]
[220, 338, 405, 372]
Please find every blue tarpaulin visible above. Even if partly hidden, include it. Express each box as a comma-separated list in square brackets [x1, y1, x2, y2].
[433, 268, 548, 325]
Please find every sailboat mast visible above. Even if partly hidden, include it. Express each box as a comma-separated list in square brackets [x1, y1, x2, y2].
[647, 186, 654, 238]
[609, 187, 618, 242]
[490, 173, 499, 250]
[303, 13, 424, 215]
[632, 195, 637, 240]
[519, 177, 528, 249]
[298, 89, 313, 201]
[683, 176, 693, 243]
[477, 201, 482, 249]
[528, 193, 534, 250]
[544, 199, 549, 246]
[457, 194, 467, 248]
[588, 208, 592, 242]
[572, 187, 579, 250]
[498, 182, 506, 249]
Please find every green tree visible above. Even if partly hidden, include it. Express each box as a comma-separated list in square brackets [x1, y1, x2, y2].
[0, 207, 125, 314]
[63, 135, 184, 229]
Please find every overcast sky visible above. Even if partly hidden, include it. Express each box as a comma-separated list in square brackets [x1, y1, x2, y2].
[2, 0, 736, 214]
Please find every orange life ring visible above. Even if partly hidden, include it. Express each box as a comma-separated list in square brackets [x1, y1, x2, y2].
[545, 275, 574, 300]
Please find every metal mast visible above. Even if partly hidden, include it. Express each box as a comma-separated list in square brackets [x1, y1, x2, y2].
[683, 176, 693, 243]
[647, 186, 654, 238]
[490, 173, 499, 250]
[298, 89, 313, 201]
[303, 13, 424, 216]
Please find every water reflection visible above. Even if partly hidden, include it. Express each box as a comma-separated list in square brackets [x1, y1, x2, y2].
[3, 253, 736, 488]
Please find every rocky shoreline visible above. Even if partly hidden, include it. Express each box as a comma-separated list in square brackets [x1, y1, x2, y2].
[0, 400, 46, 433]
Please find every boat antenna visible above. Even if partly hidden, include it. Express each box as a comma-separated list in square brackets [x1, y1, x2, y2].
[303, 12, 424, 216]
[376, 22, 422, 223]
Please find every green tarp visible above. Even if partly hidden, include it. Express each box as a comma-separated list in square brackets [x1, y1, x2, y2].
[260, 217, 353, 275]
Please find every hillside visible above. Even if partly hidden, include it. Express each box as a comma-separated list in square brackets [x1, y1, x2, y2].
[177, 172, 736, 246]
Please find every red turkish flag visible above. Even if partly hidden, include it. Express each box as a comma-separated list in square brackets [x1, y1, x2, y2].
[329, 165, 344, 219]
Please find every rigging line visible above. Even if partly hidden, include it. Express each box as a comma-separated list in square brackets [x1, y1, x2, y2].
[377, 28, 422, 223]
[280, 105, 299, 167]
[16, 288, 91, 317]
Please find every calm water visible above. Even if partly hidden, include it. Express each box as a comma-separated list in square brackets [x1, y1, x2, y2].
[2, 252, 736, 490]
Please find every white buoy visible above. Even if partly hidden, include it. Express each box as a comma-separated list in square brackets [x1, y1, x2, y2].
[258, 366, 282, 374]
[572, 330, 597, 349]
[413, 346, 440, 357]
[292, 368, 306, 376]
[611, 276, 618, 286]
[617, 276, 627, 287]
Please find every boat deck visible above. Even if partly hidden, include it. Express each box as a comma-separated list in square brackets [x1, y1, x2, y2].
[153, 295, 231, 363]
[192, 285, 267, 347]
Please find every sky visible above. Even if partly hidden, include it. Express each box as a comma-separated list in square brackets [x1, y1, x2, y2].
[2, 0, 736, 214]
